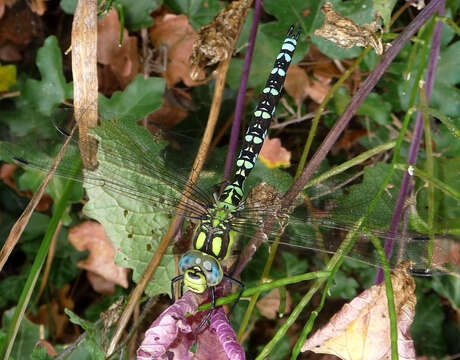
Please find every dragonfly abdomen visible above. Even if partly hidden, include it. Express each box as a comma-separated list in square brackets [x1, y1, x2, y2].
[219, 25, 301, 208]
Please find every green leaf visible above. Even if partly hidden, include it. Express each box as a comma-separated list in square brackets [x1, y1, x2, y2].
[65, 309, 105, 359]
[432, 276, 460, 310]
[60, 0, 77, 14]
[334, 87, 392, 124]
[333, 163, 401, 229]
[328, 270, 359, 299]
[61, 0, 161, 29]
[31, 344, 53, 360]
[281, 252, 308, 277]
[164, 0, 221, 29]
[1, 307, 43, 360]
[99, 75, 165, 120]
[115, 0, 161, 30]
[83, 119, 176, 296]
[22, 36, 72, 116]
[0, 271, 28, 309]
[246, 161, 293, 195]
[411, 292, 447, 357]
[431, 41, 460, 117]
[372, 0, 397, 30]
[265, 335, 291, 360]
[414, 157, 460, 233]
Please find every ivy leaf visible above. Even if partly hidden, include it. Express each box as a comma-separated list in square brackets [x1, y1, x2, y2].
[431, 41, 460, 118]
[1, 307, 43, 360]
[99, 75, 165, 120]
[116, 0, 161, 30]
[164, 0, 221, 29]
[334, 87, 392, 125]
[432, 275, 460, 310]
[60, 0, 161, 30]
[332, 163, 400, 229]
[22, 36, 73, 116]
[411, 292, 447, 357]
[65, 309, 105, 360]
[372, 0, 397, 30]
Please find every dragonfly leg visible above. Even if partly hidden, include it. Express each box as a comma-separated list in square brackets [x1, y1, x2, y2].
[193, 286, 216, 344]
[170, 275, 184, 303]
[223, 274, 244, 317]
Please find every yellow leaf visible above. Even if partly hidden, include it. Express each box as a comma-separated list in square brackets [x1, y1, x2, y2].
[0, 63, 17, 91]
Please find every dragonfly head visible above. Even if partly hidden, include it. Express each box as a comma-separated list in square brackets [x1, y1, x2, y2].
[179, 250, 223, 293]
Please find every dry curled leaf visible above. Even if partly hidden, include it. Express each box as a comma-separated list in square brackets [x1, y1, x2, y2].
[284, 65, 310, 104]
[35, 340, 58, 357]
[68, 221, 129, 293]
[256, 288, 292, 320]
[0, 0, 16, 19]
[314, 2, 383, 55]
[149, 14, 202, 87]
[259, 137, 291, 168]
[0, 163, 52, 211]
[190, 0, 252, 81]
[302, 262, 417, 360]
[0, 6, 41, 61]
[29, 0, 46, 15]
[98, 9, 139, 89]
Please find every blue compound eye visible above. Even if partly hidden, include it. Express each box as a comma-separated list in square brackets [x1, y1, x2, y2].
[179, 251, 201, 273]
[202, 255, 222, 286]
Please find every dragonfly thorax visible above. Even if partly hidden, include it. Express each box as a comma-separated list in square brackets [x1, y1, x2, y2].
[193, 211, 236, 261]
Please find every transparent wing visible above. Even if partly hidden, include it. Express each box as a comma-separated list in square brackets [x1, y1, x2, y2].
[231, 191, 460, 276]
[1, 108, 215, 219]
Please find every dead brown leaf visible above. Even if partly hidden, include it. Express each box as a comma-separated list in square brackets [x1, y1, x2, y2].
[35, 340, 58, 356]
[306, 78, 330, 104]
[190, 0, 252, 80]
[149, 14, 202, 87]
[144, 99, 188, 131]
[28, 285, 73, 339]
[284, 65, 310, 104]
[314, 2, 383, 55]
[0, 163, 52, 211]
[285, 60, 331, 105]
[29, 0, 46, 15]
[0, 0, 16, 19]
[256, 288, 292, 320]
[0, 6, 41, 61]
[68, 221, 129, 293]
[302, 262, 416, 360]
[335, 129, 368, 151]
[97, 9, 139, 89]
[259, 137, 291, 168]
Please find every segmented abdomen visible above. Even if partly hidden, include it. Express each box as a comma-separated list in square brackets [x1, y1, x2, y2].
[219, 25, 300, 207]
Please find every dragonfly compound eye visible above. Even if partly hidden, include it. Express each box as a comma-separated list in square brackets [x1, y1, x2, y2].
[202, 255, 223, 286]
[179, 250, 202, 274]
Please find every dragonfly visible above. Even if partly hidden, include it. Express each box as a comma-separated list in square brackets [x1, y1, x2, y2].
[2, 25, 458, 332]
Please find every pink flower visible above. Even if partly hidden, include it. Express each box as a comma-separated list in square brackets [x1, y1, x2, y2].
[137, 291, 245, 360]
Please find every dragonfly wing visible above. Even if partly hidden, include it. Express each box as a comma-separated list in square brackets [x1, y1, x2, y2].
[2, 116, 213, 219]
[232, 203, 460, 275]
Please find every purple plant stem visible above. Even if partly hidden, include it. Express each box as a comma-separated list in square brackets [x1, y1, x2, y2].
[234, 0, 443, 278]
[375, 0, 445, 283]
[223, 0, 263, 181]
